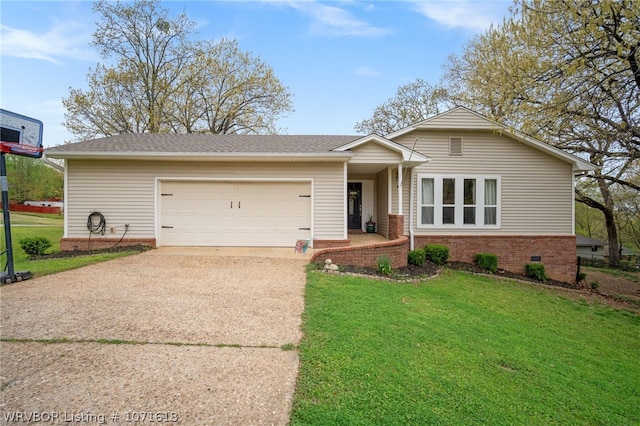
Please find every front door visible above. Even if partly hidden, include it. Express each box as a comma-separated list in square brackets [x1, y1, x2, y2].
[348, 182, 362, 230]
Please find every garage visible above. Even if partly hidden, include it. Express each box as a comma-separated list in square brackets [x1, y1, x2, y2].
[159, 180, 312, 247]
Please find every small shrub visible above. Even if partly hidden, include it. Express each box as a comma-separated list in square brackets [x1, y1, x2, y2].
[19, 236, 52, 256]
[377, 256, 392, 275]
[407, 249, 426, 267]
[525, 263, 546, 281]
[576, 271, 587, 282]
[424, 244, 449, 265]
[589, 281, 600, 292]
[474, 253, 498, 273]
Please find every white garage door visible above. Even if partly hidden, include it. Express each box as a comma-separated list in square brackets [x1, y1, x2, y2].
[159, 181, 311, 246]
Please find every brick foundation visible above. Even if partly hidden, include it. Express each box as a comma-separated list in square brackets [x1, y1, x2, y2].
[388, 214, 404, 241]
[313, 239, 351, 249]
[414, 235, 577, 283]
[311, 236, 409, 268]
[61, 238, 156, 251]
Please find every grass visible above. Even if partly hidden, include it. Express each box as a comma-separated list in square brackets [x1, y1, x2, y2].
[0, 211, 63, 226]
[2, 212, 140, 277]
[291, 270, 640, 425]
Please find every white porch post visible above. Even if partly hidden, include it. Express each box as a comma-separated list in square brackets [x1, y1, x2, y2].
[397, 163, 403, 215]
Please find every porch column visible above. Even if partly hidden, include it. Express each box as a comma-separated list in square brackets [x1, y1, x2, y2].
[388, 214, 405, 240]
[397, 164, 403, 215]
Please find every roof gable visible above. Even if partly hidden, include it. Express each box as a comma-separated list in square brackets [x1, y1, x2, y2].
[386, 106, 595, 173]
[333, 134, 429, 166]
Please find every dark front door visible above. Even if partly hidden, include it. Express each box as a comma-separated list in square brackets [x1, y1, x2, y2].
[348, 182, 362, 230]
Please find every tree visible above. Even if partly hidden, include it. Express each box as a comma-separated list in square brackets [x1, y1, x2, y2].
[354, 79, 450, 135]
[169, 39, 293, 134]
[6, 156, 63, 203]
[63, 0, 292, 140]
[441, 0, 639, 264]
[614, 167, 640, 252]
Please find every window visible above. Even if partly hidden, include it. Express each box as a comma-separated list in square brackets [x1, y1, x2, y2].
[484, 179, 497, 225]
[442, 178, 455, 224]
[463, 179, 476, 225]
[421, 178, 434, 225]
[418, 175, 500, 228]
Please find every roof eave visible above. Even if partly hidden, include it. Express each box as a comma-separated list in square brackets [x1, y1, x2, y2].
[44, 151, 354, 162]
[333, 134, 430, 164]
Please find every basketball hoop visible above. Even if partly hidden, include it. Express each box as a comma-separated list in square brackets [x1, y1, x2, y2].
[0, 109, 44, 283]
[0, 142, 44, 158]
[0, 109, 44, 159]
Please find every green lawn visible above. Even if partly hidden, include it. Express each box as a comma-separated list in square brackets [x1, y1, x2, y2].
[2, 213, 141, 277]
[0, 211, 63, 226]
[291, 270, 640, 425]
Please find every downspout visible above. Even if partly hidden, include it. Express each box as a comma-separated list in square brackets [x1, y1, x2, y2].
[397, 163, 403, 215]
[63, 159, 68, 238]
[343, 162, 348, 240]
[572, 171, 577, 236]
[409, 167, 415, 250]
[387, 166, 392, 239]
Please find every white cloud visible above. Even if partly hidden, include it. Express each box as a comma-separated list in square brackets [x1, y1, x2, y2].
[410, 0, 509, 32]
[287, 1, 391, 37]
[355, 66, 380, 77]
[0, 21, 94, 63]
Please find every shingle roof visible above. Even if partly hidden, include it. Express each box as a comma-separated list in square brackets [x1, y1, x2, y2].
[45, 134, 362, 154]
[576, 235, 606, 246]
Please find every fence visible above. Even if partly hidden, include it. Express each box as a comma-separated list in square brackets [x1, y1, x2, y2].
[577, 257, 640, 303]
[0, 203, 61, 214]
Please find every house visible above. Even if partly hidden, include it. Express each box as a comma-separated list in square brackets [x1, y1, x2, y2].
[576, 235, 606, 261]
[45, 107, 595, 282]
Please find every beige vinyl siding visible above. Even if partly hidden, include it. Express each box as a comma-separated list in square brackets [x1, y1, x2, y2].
[415, 108, 499, 130]
[65, 160, 345, 242]
[395, 130, 574, 235]
[349, 142, 402, 164]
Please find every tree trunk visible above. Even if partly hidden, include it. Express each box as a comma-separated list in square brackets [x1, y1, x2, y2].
[598, 179, 621, 265]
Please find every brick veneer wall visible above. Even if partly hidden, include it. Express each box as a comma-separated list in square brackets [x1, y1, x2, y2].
[61, 238, 156, 251]
[311, 236, 409, 268]
[414, 235, 577, 283]
[314, 239, 351, 249]
[388, 214, 404, 241]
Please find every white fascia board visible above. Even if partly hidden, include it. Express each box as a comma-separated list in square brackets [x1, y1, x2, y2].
[333, 134, 430, 163]
[44, 151, 353, 162]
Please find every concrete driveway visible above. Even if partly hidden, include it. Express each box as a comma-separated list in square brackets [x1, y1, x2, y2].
[0, 248, 310, 425]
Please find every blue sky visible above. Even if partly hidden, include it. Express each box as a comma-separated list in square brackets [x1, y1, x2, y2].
[1, 1, 512, 147]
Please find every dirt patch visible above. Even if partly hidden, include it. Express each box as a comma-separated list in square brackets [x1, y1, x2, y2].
[29, 245, 151, 260]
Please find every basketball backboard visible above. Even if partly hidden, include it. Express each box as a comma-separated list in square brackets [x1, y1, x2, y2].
[0, 109, 44, 158]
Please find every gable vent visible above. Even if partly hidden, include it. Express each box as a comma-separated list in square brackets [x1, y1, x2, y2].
[449, 137, 463, 155]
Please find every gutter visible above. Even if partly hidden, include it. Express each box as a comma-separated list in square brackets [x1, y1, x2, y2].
[41, 155, 65, 172]
[43, 151, 353, 162]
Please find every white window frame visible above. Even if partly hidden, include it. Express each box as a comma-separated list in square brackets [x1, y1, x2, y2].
[417, 174, 501, 229]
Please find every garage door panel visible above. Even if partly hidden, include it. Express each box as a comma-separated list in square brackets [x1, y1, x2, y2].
[160, 181, 311, 247]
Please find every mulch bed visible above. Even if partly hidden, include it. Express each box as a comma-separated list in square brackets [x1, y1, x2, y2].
[330, 260, 578, 290]
[30, 245, 151, 260]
